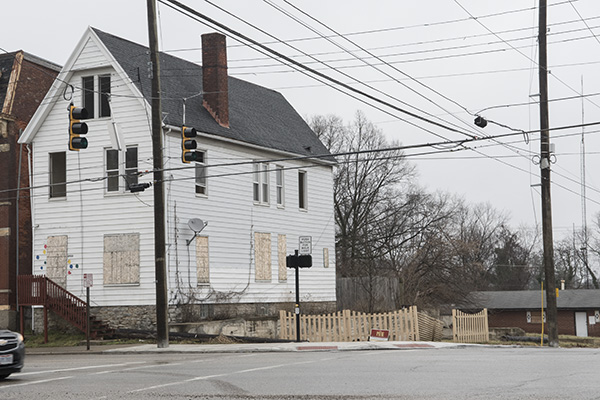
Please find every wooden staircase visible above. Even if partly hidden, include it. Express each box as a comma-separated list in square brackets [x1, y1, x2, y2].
[17, 275, 113, 342]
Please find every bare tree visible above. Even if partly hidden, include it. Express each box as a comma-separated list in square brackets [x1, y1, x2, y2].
[311, 112, 541, 312]
[310, 111, 414, 279]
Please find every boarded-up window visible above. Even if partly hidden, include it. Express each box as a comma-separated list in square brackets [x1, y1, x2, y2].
[103, 233, 140, 285]
[255, 232, 272, 281]
[278, 234, 287, 281]
[323, 247, 330, 268]
[196, 236, 209, 284]
[46, 235, 68, 288]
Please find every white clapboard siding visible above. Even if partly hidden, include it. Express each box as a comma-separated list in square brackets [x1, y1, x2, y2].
[29, 30, 336, 308]
[163, 132, 336, 304]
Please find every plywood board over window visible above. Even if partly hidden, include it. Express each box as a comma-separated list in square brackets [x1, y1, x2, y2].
[103, 233, 140, 285]
[323, 248, 330, 268]
[46, 235, 68, 288]
[278, 234, 287, 281]
[196, 236, 209, 284]
[254, 232, 272, 281]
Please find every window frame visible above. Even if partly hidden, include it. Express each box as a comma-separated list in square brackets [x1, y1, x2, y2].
[82, 74, 112, 119]
[103, 233, 140, 286]
[82, 76, 95, 119]
[106, 148, 120, 192]
[99, 74, 111, 118]
[196, 235, 210, 285]
[298, 170, 307, 210]
[254, 232, 272, 282]
[105, 146, 138, 193]
[275, 165, 284, 207]
[253, 162, 270, 205]
[124, 146, 138, 190]
[195, 150, 208, 196]
[49, 152, 67, 199]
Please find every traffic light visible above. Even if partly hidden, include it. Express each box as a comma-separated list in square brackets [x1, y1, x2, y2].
[68, 104, 89, 151]
[182, 126, 198, 163]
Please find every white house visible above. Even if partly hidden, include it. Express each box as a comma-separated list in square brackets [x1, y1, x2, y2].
[18, 28, 336, 331]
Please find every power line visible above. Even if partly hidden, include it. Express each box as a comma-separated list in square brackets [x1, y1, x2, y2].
[202, 0, 472, 141]
[163, 0, 581, 55]
[569, 1, 600, 47]
[7, 119, 600, 201]
[454, 0, 600, 113]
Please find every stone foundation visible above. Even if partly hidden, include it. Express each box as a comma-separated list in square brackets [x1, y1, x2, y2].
[28, 301, 336, 338]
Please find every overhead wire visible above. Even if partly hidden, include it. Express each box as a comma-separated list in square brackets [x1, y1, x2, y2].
[568, 1, 600, 46]
[5, 119, 600, 201]
[197, 0, 478, 140]
[454, 0, 600, 113]
[269, 0, 559, 188]
[160, 0, 600, 214]
[163, 0, 581, 54]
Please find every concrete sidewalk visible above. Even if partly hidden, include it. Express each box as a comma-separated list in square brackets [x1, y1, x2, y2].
[26, 340, 478, 355]
[104, 341, 475, 354]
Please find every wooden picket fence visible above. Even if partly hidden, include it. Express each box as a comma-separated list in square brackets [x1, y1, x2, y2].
[279, 307, 420, 342]
[452, 308, 489, 343]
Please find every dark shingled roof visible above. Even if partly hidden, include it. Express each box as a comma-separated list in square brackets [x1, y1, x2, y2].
[469, 290, 600, 310]
[92, 28, 333, 161]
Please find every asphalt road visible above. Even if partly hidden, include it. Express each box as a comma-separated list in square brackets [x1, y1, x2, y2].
[2, 346, 600, 399]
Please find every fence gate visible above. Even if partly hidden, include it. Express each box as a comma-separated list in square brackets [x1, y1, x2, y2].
[452, 308, 489, 343]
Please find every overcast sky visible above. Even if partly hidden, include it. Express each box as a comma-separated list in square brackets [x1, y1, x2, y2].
[3, 0, 600, 239]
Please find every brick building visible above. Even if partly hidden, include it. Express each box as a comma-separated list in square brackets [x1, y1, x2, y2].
[0, 51, 60, 329]
[469, 290, 600, 337]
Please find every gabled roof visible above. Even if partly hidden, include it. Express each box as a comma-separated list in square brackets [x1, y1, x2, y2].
[469, 290, 600, 310]
[93, 28, 333, 161]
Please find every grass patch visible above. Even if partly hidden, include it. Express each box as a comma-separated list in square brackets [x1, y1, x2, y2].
[24, 331, 87, 348]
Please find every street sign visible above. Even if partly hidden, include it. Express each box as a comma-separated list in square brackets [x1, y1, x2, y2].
[83, 273, 93, 288]
[286, 254, 312, 268]
[369, 329, 390, 342]
[299, 236, 312, 255]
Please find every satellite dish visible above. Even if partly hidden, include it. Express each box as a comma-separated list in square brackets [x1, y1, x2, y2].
[188, 218, 206, 233]
[186, 218, 208, 246]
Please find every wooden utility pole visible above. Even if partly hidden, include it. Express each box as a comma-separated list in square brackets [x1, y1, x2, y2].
[147, 0, 169, 348]
[539, 0, 558, 347]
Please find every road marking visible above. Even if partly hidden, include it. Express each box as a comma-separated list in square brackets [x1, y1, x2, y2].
[129, 359, 316, 393]
[18, 362, 145, 376]
[0, 375, 73, 389]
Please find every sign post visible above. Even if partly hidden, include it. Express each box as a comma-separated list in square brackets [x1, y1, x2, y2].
[286, 247, 312, 342]
[83, 273, 93, 350]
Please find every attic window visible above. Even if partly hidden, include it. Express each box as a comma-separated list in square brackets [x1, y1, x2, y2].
[82, 76, 94, 118]
[99, 75, 111, 118]
[82, 75, 111, 118]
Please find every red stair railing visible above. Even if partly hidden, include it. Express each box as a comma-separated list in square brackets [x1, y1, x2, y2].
[18, 275, 108, 342]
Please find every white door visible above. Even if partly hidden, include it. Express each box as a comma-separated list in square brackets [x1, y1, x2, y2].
[575, 312, 588, 337]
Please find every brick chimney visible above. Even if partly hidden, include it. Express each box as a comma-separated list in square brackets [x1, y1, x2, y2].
[201, 33, 229, 128]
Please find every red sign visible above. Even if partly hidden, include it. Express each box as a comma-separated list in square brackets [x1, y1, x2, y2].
[370, 329, 390, 341]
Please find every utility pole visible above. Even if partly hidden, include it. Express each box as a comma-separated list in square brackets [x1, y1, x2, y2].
[539, 0, 558, 347]
[147, 0, 169, 348]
